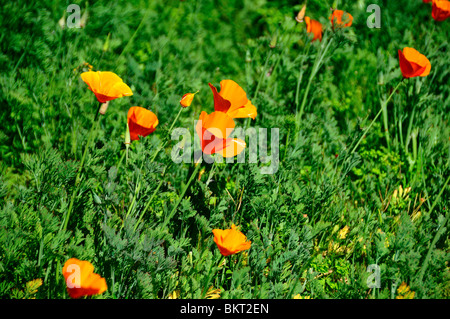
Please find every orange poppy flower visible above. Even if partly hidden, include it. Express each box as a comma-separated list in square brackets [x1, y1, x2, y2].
[212, 224, 251, 256]
[62, 258, 107, 299]
[127, 106, 159, 141]
[432, 0, 450, 21]
[81, 71, 133, 103]
[180, 90, 199, 108]
[329, 9, 353, 28]
[195, 111, 246, 158]
[305, 16, 323, 42]
[208, 80, 257, 120]
[398, 47, 431, 78]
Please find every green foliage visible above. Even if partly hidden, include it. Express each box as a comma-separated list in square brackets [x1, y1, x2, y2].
[0, 0, 449, 299]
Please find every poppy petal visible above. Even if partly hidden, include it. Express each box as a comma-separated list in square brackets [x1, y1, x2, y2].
[209, 83, 231, 113]
[398, 49, 414, 78]
[80, 71, 100, 92]
[98, 72, 124, 93]
[219, 138, 246, 158]
[108, 81, 133, 98]
[227, 100, 257, 120]
[202, 111, 235, 139]
[218, 80, 249, 110]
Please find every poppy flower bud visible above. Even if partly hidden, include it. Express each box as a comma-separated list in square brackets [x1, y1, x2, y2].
[125, 123, 131, 146]
[80, 3, 88, 28]
[58, 12, 66, 29]
[295, 4, 307, 23]
[99, 101, 109, 115]
[180, 90, 199, 108]
[103, 33, 111, 52]
[269, 34, 277, 48]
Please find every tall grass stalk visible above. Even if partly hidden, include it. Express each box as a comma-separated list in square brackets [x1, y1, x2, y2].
[381, 96, 391, 150]
[417, 174, 450, 283]
[117, 7, 151, 63]
[61, 103, 102, 232]
[253, 50, 272, 101]
[295, 34, 334, 132]
[151, 106, 184, 162]
[351, 79, 404, 154]
[134, 178, 165, 232]
[294, 42, 312, 110]
[244, 48, 273, 130]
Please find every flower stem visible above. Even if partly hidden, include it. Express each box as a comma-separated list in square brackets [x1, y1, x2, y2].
[381, 97, 390, 150]
[61, 103, 102, 232]
[351, 79, 404, 154]
[168, 106, 184, 133]
[151, 107, 184, 162]
[160, 163, 202, 230]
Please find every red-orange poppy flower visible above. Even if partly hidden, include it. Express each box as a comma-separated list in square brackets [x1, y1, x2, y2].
[62, 258, 107, 299]
[208, 80, 257, 120]
[398, 47, 431, 78]
[329, 9, 353, 28]
[195, 111, 246, 158]
[127, 106, 159, 141]
[212, 224, 251, 256]
[81, 71, 133, 103]
[432, 0, 450, 21]
[305, 16, 323, 42]
[180, 90, 199, 108]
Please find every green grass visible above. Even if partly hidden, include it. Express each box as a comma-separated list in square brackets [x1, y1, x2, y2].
[0, 0, 449, 299]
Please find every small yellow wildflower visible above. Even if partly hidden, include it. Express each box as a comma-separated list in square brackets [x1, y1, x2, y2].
[293, 294, 311, 299]
[205, 286, 221, 299]
[338, 226, 350, 239]
[168, 290, 180, 299]
[241, 251, 249, 266]
[396, 282, 415, 299]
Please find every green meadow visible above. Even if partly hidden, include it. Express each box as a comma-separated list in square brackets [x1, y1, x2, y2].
[0, 0, 449, 299]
